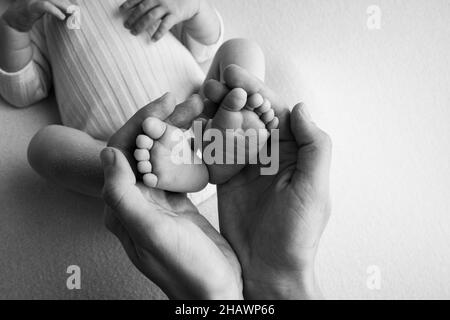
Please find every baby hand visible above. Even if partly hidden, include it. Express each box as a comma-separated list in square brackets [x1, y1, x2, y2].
[120, 0, 202, 40]
[2, 0, 72, 32]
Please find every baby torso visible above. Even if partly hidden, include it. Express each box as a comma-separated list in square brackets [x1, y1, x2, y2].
[40, 0, 205, 140]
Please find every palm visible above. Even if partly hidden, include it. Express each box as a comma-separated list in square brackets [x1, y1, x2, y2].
[218, 139, 330, 284]
[113, 181, 243, 299]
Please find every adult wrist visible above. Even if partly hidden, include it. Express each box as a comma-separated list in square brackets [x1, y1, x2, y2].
[243, 251, 323, 300]
[169, 283, 243, 300]
[244, 269, 323, 300]
[206, 287, 244, 300]
[206, 278, 244, 300]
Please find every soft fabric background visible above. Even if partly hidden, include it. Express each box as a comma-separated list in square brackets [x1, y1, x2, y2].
[1, 0, 449, 299]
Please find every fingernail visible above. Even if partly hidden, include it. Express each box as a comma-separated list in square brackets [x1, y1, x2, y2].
[100, 148, 115, 166]
[298, 102, 312, 121]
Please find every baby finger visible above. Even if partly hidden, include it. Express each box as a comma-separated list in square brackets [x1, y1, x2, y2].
[124, 0, 158, 29]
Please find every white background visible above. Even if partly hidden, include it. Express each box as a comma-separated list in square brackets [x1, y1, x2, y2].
[0, 0, 449, 299]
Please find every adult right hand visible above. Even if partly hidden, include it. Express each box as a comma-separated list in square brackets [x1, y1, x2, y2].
[2, 0, 71, 32]
[205, 65, 332, 300]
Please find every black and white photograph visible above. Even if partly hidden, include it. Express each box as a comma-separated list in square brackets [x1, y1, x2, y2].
[0, 0, 449, 304]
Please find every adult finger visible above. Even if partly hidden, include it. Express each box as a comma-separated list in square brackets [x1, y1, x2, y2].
[108, 92, 176, 155]
[101, 147, 136, 208]
[166, 94, 204, 129]
[152, 14, 177, 41]
[203, 79, 229, 104]
[101, 147, 166, 232]
[222, 64, 292, 140]
[202, 79, 229, 118]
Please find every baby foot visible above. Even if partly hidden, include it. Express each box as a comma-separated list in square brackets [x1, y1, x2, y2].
[134, 117, 209, 193]
[204, 87, 279, 184]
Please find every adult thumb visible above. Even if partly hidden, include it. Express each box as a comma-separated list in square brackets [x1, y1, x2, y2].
[290, 103, 332, 193]
[100, 147, 136, 208]
[101, 147, 165, 237]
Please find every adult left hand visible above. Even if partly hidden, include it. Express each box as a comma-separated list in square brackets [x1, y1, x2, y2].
[104, 93, 243, 300]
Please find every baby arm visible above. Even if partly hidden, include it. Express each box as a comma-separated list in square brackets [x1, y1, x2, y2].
[0, 0, 71, 107]
[120, 0, 220, 44]
[0, 17, 34, 73]
[0, 18, 50, 107]
[180, 0, 221, 46]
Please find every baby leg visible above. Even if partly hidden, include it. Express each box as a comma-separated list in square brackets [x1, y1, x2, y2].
[201, 38, 266, 118]
[200, 39, 277, 184]
[28, 125, 106, 198]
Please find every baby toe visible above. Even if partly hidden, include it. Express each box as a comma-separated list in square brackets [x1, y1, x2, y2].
[142, 117, 167, 140]
[266, 117, 279, 130]
[261, 109, 275, 124]
[247, 93, 264, 110]
[143, 173, 158, 188]
[137, 161, 152, 174]
[134, 149, 150, 161]
[136, 134, 154, 150]
[220, 88, 247, 112]
[255, 99, 271, 114]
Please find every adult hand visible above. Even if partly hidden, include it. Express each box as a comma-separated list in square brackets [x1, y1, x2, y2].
[206, 65, 332, 299]
[120, 0, 201, 39]
[2, 0, 71, 32]
[104, 93, 243, 300]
